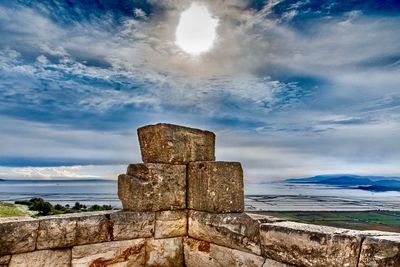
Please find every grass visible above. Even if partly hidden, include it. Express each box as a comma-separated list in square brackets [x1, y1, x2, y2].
[0, 202, 32, 218]
[250, 210, 400, 233]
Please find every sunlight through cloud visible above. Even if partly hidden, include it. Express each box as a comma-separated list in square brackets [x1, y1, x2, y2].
[175, 2, 219, 56]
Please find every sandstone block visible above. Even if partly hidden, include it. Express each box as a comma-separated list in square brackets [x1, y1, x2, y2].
[188, 161, 244, 213]
[0, 218, 38, 255]
[260, 222, 362, 267]
[189, 211, 262, 254]
[110, 211, 155, 240]
[37, 212, 113, 249]
[263, 259, 294, 267]
[9, 249, 71, 267]
[72, 239, 146, 267]
[119, 163, 186, 211]
[184, 238, 265, 267]
[138, 123, 215, 164]
[37, 215, 77, 249]
[0, 255, 11, 266]
[146, 238, 184, 267]
[75, 213, 111, 245]
[358, 234, 400, 267]
[155, 210, 187, 239]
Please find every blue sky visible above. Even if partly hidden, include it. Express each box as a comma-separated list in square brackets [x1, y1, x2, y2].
[0, 0, 399, 181]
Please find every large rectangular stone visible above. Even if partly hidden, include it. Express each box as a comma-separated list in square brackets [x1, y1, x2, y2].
[110, 211, 155, 240]
[37, 211, 113, 249]
[72, 239, 146, 267]
[358, 234, 400, 267]
[188, 211, 262, 255]
[138, 123, 215, 164]
[119, 163, 186, 211]
[0, 218, 39, 255]
[184, 237, 265, 267]
[9, 249, 71, 267]
[146, 238, 184, 267]
[155, 210, 187, 239]
[260, 222, 362, 267]
[188, 161, 244, 213]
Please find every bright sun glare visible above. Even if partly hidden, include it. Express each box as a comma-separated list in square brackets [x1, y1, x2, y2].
[175, 2, 219, 56]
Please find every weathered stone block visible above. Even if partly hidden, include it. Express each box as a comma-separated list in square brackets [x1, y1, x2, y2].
[0, 218, 39, 255]
[188, 161, 244, 213]
[75, 212, 111, 245]
[138, 123, 215, 164]
[37, 212, 113, 249]
[37, 215, 77, 249]
[260, 222, 362, 267]
[119, 163, 186, 211]
[72, 239, 146, 267]
[188, 211, 262, 254]
[184, 238, 265, 267]
[359, 234, 400, 267]
[155, 210, 187, 239]
[146, 238, 184, 267]
[110, 211, 155, 240]
[263, 259, 294, 267]
[9, 249, 71, 267]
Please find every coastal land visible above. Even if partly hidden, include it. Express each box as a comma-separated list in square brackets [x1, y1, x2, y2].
[251, 210, 400, 233]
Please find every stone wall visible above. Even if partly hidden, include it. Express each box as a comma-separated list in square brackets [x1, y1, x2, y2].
[1, 123, 399, 267]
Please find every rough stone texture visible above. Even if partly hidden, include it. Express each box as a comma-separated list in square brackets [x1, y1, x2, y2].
[0, 218, 39, 255]
[146, 238, 184, 267]
[119, 163, 186, 211]
[246, 213, 286, 223]
[188, 161, 244, 213]
[72, 239, 146, 267]
[37, 215, 77, 249]
[9, 249, 71, 267]
[37, 212, 112, 249]
[138, 123, 215, 164]
[359, 234, 400, 267]
[184, 238, 265, 267]
[75, 213, 111, 245]
[155, 210, 187, 239]
[189, 210, 262, 255]
[263, 259, 294, 267]
[0, 255, 11, 266]
[110, 211, 155, 240]
[260, 222, 362, 267]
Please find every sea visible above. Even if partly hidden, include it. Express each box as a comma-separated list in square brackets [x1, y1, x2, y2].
[1, 179, 400, 211]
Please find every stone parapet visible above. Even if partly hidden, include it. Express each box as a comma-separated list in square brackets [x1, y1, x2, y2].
[1, 208, 400, 266]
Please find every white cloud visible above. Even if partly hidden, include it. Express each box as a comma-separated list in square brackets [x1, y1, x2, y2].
[0, 165, 124, 180]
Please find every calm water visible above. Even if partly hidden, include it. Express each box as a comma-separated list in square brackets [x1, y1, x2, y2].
[1, 179, 399, 211]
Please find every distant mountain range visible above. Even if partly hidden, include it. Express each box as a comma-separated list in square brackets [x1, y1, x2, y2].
[286, 175, 400, 192]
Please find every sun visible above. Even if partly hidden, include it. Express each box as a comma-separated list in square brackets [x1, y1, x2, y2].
[175, 2, 219, 56]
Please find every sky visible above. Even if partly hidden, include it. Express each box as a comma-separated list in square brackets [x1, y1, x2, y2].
[0, 0, 399, 181]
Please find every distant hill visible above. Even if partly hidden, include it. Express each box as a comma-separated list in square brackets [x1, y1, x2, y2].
[286, 175, 400, 192]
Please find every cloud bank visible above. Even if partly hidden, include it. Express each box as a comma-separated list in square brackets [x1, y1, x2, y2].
[0, 0, 399, 180]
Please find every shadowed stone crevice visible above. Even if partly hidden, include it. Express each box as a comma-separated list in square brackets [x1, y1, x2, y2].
[104, 213, 114, 241]
[356, 236, 366, 267]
